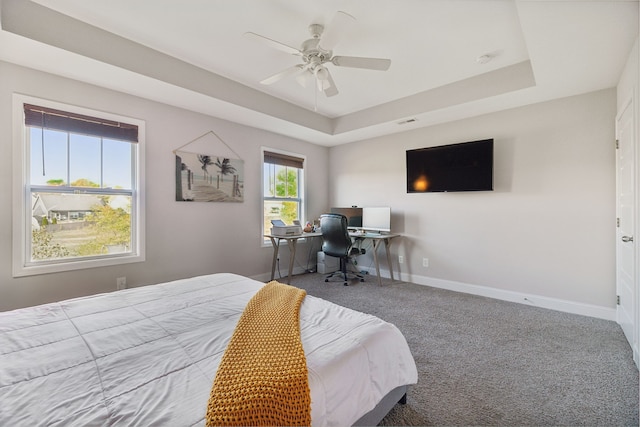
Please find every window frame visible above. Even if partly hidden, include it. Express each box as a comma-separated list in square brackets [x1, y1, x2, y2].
[12, 94, 146, 277]
[261, 147, 306, 246]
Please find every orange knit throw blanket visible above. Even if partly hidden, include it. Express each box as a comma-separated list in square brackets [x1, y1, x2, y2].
[205, 281, 311, 426]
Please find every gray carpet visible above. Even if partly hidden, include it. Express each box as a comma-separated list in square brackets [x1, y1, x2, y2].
[286, 273, 639, 426]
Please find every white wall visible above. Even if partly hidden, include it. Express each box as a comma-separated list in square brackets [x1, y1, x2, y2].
[0, 59, 619, 319]
[0, 61, 329, 311]
[329, 89, 617, 317]
[617, 38, 638, 111]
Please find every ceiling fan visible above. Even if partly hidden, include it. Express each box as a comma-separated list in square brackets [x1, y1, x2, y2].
[245, 11, 391, 98]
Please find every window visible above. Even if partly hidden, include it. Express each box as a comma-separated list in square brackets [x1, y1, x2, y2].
[262, 148, 305, 241]
[12, 96, 145, 277]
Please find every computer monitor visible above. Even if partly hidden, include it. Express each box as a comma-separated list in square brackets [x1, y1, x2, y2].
[362, 207, 391, 233]
[329, 207, 363, 229]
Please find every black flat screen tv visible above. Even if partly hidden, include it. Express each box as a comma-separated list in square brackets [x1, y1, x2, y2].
[406, 139, 494, 193]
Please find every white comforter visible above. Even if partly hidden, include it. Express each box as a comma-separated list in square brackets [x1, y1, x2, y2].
[0, 273, 417, 426]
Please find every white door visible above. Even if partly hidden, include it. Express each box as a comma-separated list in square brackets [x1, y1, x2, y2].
[616, 97, 636, 355]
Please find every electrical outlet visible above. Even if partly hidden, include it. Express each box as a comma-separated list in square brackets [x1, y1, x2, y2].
[116, 277, 127, 290]
[422, 258, 429, 268]
[398, 255, 404, 264]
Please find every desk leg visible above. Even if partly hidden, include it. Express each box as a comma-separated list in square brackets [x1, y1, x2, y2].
[268, 237, 279, 281]
[371, 238, 396, 285]
[384, 238, 395, 281]
[371, 239, 383, 286]
[285, 238, 298, 284]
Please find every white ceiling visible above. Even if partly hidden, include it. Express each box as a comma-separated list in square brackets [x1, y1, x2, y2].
[0, 0, 638, 146]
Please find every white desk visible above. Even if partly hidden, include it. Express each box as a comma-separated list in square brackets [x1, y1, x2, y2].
[352, 232, 401, 285]
[264, 231, 400, 286]
[264, 232, 321, 284]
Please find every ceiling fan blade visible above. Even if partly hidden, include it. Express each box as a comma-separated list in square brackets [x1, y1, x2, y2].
[318, 11, 355, 51]
[244, 32, 300, 55]
[322, 69, 339, 97]
[260, 65, 303, 85]
[332, 56, 391, 71]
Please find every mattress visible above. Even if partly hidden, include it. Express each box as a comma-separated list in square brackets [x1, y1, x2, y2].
[0, 273, 417, 426]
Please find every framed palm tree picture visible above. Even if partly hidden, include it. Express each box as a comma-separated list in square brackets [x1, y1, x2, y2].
[175, 150, 244, 202]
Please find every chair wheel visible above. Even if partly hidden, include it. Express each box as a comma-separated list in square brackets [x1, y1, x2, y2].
[360, 278, 364, 282]
[325, 279, 329, 282]
[343, 282, 348, 286]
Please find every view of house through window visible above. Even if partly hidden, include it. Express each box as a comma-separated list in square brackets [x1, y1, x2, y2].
[24, 103, 139, 265]
[263, 150, 304, 238]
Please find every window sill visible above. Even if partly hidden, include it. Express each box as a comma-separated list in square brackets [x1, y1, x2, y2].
[13, 252, 145, 278]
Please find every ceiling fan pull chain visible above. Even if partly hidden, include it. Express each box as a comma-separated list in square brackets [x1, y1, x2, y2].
[314, 76, 318, 112]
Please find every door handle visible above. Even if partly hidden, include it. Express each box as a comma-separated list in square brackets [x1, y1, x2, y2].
[622, 236, 634, 243]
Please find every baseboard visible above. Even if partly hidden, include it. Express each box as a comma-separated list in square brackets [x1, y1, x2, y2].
[254, 267, 616, 321]
[401, 272, 616, 321]
[251, 265, 311, 284]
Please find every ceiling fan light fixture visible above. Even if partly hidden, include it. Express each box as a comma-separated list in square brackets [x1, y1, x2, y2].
[314, 66, 329, 81]
[296, 70, 312, 88]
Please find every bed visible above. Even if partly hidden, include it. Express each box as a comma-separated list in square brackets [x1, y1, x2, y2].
[0, 273, 417, 426]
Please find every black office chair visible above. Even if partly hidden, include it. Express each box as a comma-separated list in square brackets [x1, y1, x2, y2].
[320, 213, 365, 286]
